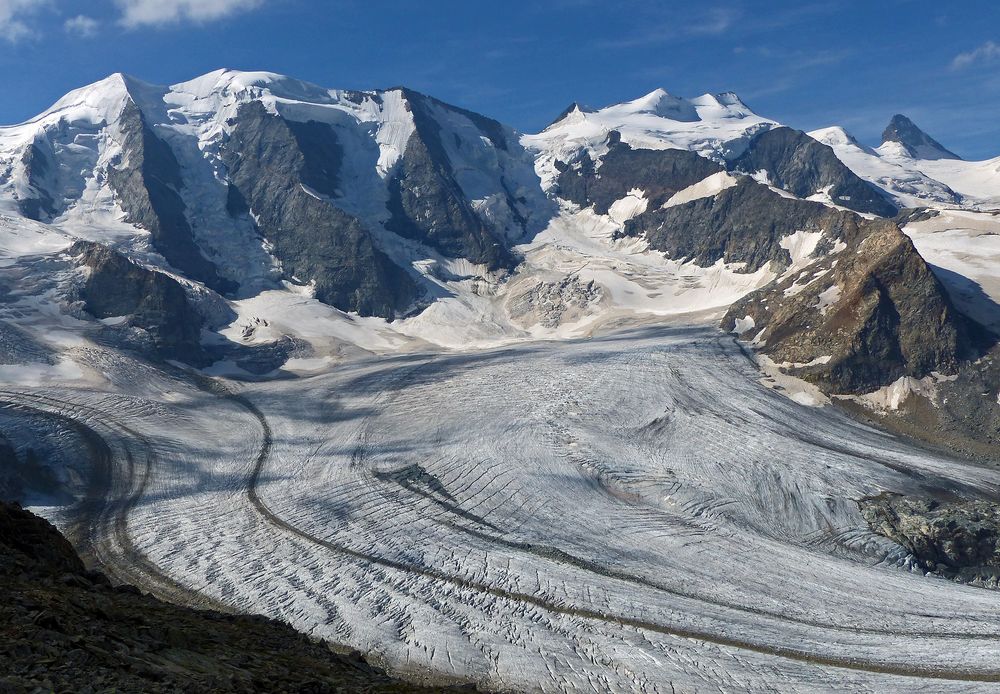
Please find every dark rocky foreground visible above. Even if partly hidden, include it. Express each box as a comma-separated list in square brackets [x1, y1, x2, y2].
[0, 501, 472, 693]
[860, 492, 1000, 587]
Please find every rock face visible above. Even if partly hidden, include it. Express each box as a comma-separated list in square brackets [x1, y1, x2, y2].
[881, 114, 961, 160]
[860, 492, 1000, 584]
[625, 178, 849, 272]
[555, 132, 723, 214]
[723, 214, 988, 393]
[223, 102, 417, 318]
[71, 240, 206, 362]
[0, 501, 466, 693]
[730, 127, 898, 216]
[386, 89, 520, 269]
[108, 100, 235, 294]
[15, 140, 58, 221]
[854, 343, 1000, 459]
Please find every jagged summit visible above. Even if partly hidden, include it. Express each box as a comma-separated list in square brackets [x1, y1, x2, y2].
[880, 114, 961, 160]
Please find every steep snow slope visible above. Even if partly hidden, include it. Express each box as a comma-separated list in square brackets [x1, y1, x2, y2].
[905, 153, 1000, 207]
[902, 210, 1000, 333]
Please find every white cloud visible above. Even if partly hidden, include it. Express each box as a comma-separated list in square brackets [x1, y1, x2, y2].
[0, 0, 47, 41]
[115, 0, 264, 27]
[952, 41, 1000, 70]
[64, 14, 98, 37]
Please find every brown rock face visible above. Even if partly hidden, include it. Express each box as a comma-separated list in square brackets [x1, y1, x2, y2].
[724, 218, 989, 394]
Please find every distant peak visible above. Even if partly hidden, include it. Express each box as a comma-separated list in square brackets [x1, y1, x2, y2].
[620, 89, 699, 122]
[691, 91, 745, 107]
[545, 101, 593, 129]
[881, 114, 961, 160]
[169, 69, 337, 104]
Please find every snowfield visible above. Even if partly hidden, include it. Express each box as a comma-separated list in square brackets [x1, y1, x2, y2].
[11, 327, 1000, 692]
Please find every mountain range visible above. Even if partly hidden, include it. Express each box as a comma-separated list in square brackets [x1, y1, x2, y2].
[4, 69, 1000, 691]
[0, 69, 998, 449]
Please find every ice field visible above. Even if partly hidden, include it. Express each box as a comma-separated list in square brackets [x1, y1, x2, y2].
[7, 325, 1000, 692]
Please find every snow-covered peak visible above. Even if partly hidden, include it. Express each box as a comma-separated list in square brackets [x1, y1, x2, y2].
[544, 103, 592, 130]
[168, 69, 346, 109]
[595, 88, 762, 126]
[523, 88, 776, 190]
[689, 91, 754, 117]
[809, 126, 874, 154]
[616, 88, 700, 121]
[814, 121, 999, 209]
[0, 72, 160, 145]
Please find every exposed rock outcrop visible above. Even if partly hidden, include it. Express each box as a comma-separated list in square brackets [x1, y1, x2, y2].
[15, 139, 58, 221]
[723, 216, 989, 393]
[555, 132, 724, 214]
[730, 127, 898, 216]
[881, 114, 961, 160]
[71, 240, 207, 363]
[625, 177, 856, 272]
[108, 100, 235, 294]
[860, 492, 1000, 585]
[386, 89, 518, 269]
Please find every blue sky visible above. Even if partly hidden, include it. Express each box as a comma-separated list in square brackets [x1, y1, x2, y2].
[1, 0, 998, 159]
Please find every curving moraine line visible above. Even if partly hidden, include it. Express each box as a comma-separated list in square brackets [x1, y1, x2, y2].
[0, 391, 229, 612]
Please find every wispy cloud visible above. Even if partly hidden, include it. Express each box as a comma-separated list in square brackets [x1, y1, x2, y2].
[598, 2, 837, 50]
[114, 0, 265, 28]
[952, 40, 1000, 70]
[738, 48, 852, 101]
[0, 0, 48, 41]
[599, 7, 742, 49]
[687, 7, 739, 36]
[64, 14, 98, 37]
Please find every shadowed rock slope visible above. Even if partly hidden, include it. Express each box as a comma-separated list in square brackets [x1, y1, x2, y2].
[223, 101, 417, 318]
[555, 131, 724, 214]
[881, 114, 961, 160]
[386, 88, 522, 270]
[109, 100, 236, 294]
[731, 127, 898, 216]
[71, 240, 208, 363]
[0, 501, 471, 693]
